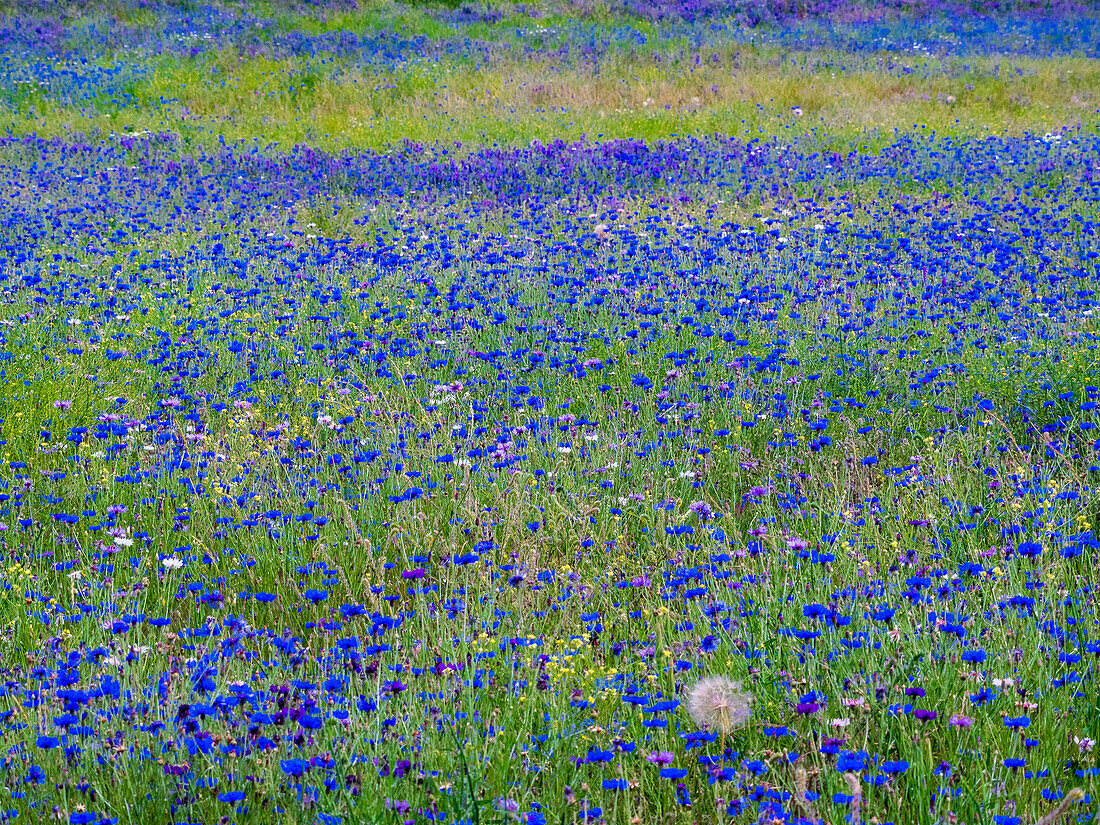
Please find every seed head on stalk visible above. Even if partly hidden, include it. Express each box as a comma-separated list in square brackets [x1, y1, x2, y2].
[685, 675, 752, 751]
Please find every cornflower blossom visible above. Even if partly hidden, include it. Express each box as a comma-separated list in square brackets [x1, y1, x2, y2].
[687, 500, 714, 521]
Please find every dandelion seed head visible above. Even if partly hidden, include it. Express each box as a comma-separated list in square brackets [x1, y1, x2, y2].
[685, 675, 752, 734]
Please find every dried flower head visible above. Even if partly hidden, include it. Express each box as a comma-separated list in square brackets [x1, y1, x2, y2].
[685, 675, 753, 734]
[1032, 787, 1084, 825]
[843, 772, 862, 821]
[794, 765, 820, 824]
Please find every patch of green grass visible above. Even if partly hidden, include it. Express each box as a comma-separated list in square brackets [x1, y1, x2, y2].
[1, 42, 1097, 154]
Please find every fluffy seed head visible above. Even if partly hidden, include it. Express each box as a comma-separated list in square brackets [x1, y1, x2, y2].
[685, 675, 753, 734]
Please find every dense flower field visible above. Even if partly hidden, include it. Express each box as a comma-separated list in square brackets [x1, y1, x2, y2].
[0, 1, 1097, 824]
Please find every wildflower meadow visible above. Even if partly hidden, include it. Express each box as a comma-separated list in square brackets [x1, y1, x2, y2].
[0, 0, 1098, 823]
